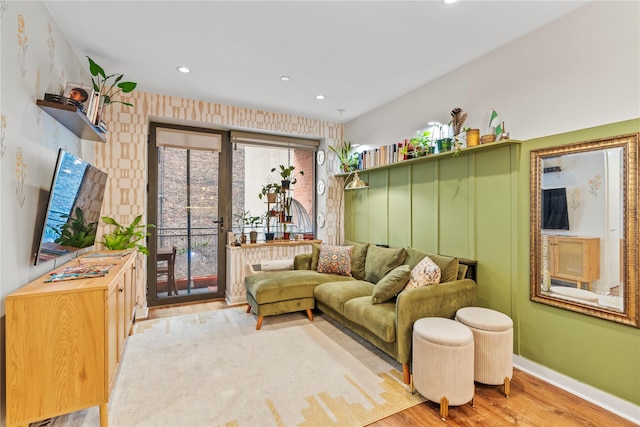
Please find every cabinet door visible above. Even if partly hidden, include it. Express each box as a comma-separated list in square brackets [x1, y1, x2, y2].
[117, 276, 126, 361]
[555, 239, 585, 280]
[123, 260, 136, 335]
[107, 285, 119, 389]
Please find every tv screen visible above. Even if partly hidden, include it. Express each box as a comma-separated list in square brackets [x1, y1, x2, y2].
[34, 149, 108, 265]
[542, 188, 569, 230]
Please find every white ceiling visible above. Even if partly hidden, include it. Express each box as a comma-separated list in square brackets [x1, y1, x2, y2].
[44, 1, 590, 124]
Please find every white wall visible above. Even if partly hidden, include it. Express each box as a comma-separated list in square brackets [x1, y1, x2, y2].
[1, 1, 94, 314]
[345, 1, 640, 147]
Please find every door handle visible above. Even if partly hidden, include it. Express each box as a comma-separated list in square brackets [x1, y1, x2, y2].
[213, 217, 224, 232]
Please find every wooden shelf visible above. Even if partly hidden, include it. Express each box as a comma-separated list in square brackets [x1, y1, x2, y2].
[37, 99, 106, 142]
[336, 139, 521, 176]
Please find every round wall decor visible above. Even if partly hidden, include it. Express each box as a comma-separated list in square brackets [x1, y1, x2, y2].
[317, 149, 326, 166]
[317, 212, 326, 228]
[317, 179, 326, 195]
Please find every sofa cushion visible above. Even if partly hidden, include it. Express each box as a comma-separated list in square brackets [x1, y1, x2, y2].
[343, 297, 396, 342]
[404, 256, 441, 291]
[317, 244, 353, 276]
[310, 243, 321, 271]
[372, 265, 411, 304]
[404, 248, 459, 283]
[343, 239, 369, 280]
[364, 245, 406, 284]
[294, 253, 312, 270]
[314, 280, 374, 315]
[245, 270, 353, 304]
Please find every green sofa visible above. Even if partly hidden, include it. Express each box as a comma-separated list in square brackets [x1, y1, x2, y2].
[244, 242, 478, 384]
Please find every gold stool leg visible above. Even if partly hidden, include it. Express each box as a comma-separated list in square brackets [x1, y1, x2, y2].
[440, 396, 449, 420]
[504, 376, 511, 398]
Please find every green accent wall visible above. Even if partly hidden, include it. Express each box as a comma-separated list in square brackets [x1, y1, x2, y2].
[344, 119, 640, 405]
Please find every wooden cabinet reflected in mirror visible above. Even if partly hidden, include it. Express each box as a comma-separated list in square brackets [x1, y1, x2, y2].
[530, 133, 639, 327]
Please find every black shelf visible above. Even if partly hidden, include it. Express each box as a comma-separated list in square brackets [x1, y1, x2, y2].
[37, 100, 106, 142]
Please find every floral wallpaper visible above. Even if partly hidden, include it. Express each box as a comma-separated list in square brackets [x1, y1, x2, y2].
[17, 14, 28, 77]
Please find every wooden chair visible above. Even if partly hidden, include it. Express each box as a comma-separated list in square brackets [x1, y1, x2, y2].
[157, 246, 177, 296]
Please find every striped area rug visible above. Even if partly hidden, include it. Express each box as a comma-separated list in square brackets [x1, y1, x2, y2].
[37, 306, 423, 426]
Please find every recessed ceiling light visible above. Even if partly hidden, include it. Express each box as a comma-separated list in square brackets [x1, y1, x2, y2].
[315, 95, 325, 100]
[280, 75, 290, 81]
[442, 0, 459, 4]
[177, 66, 191, 73]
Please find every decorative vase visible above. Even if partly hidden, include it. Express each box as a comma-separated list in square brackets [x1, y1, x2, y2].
[281, 180, 290, 189]
[240, 234, 247, 244]
[249, 231, 258, 244]
[265, 232, 275, 242]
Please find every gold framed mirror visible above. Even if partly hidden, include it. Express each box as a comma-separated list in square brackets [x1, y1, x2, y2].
[530, 133, 639, 327]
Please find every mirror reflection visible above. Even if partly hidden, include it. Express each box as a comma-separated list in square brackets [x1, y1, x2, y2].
[530, 133, 638, 327]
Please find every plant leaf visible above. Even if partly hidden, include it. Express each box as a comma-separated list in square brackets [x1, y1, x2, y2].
[87, 56, 105, 78]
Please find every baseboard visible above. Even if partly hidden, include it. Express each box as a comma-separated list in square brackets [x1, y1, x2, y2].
[513, 355, 640, 424]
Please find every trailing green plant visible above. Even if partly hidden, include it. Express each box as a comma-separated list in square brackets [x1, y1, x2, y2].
[54, 207, 98, 248]
[87, 56, 137, 108]
[409, 130, 433, 157]
[328, 140, 359, 172]
[258, 182, 282, 200]
[101, 215, 154, 255]
[271, 165, 304, 185]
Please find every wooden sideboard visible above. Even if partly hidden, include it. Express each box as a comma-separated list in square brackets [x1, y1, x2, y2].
[5, 251, 137, 427]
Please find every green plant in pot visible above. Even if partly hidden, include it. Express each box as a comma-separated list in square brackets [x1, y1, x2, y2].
[271, 164, 304, 189]
[54, 207, 98, 248]
[259, 182, 281, 202]
[409, 130, 433, 158]
[101, 215, 154, 255]
[247, 214, 261, 244]
[87, 56, 137, 108]
[329, 140, 359, 172]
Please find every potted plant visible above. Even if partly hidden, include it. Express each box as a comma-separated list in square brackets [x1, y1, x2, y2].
[247, 214, 261, 244]
[54, 207, 98, 248]
[101, 215, 154, 255]
[328, 140, 359, 172]
[271, 164, 304, 189]
[409, 130, 433, 158]
[283, 196, 293, 222]
[87, 56, 137, 108]
[233, 210, 249, 244]
[259, 182, 281, 203]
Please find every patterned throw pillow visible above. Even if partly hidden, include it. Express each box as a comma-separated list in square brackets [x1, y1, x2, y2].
[403, 255, 441, 291]
[317, 245, 354, 276]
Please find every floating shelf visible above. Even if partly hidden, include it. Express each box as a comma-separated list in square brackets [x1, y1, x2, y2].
[37, 99, 106, 142]
[336, 139, 522, 176]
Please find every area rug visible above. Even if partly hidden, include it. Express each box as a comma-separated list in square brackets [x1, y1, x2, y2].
[38, 307, 423, 427]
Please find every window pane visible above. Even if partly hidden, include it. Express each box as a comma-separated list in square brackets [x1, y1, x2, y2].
[232, 145, 314, 243]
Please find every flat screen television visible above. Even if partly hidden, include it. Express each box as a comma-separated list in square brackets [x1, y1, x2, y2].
[542, 187, 570, 230]
[34, 149, 108, 265]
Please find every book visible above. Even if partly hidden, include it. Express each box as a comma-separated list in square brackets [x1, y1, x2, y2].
[45, 263, 116, 282]
[64, 82, 94, 115]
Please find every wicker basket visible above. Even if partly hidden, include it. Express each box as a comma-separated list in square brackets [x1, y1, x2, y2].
[480, 134, 496, 144]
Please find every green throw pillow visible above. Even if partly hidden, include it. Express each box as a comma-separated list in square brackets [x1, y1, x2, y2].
[310, 243, 321, 271]
[343, 239, 369, 280]
[372, 265, 411, 304]
[364, 245, 406, 284]
[404, 248, 459, 283]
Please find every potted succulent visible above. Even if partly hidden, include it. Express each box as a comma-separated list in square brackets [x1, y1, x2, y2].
[329, 140, 359, 172]
[271, 164, 304, 189]
[101, 215, 154, 255]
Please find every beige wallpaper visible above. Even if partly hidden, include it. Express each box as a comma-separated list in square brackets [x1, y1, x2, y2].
[96, 92, 343, 310]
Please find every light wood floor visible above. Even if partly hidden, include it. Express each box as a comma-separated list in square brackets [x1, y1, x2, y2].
[145, 301, 636, 427]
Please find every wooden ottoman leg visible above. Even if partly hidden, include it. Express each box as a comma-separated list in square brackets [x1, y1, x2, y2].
[246, 304, 251, 313]
[440, 396, 449, 420]
[402, 363, 411, 385]
[256, 316, 264, 330]
[504, 376, 511, 398]
[306, 309, 314, 322]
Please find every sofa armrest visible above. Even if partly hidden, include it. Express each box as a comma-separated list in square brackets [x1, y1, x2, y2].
[293, 253, 312, 270]
[395, 278, 477, 364]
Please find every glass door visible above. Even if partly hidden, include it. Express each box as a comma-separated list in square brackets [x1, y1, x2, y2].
[147, 123, 231, 306]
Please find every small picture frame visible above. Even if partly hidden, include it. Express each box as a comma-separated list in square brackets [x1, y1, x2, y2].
[64, 82, 94, 114]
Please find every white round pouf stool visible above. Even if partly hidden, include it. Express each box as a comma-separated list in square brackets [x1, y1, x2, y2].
[412, 317, 475, 420]
[455, 307, 514, 397]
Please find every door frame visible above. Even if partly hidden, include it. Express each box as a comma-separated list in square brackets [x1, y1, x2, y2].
[147, 122, 231, 307]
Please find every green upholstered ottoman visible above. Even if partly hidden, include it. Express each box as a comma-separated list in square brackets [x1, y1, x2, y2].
[244, 270, 354, 330]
